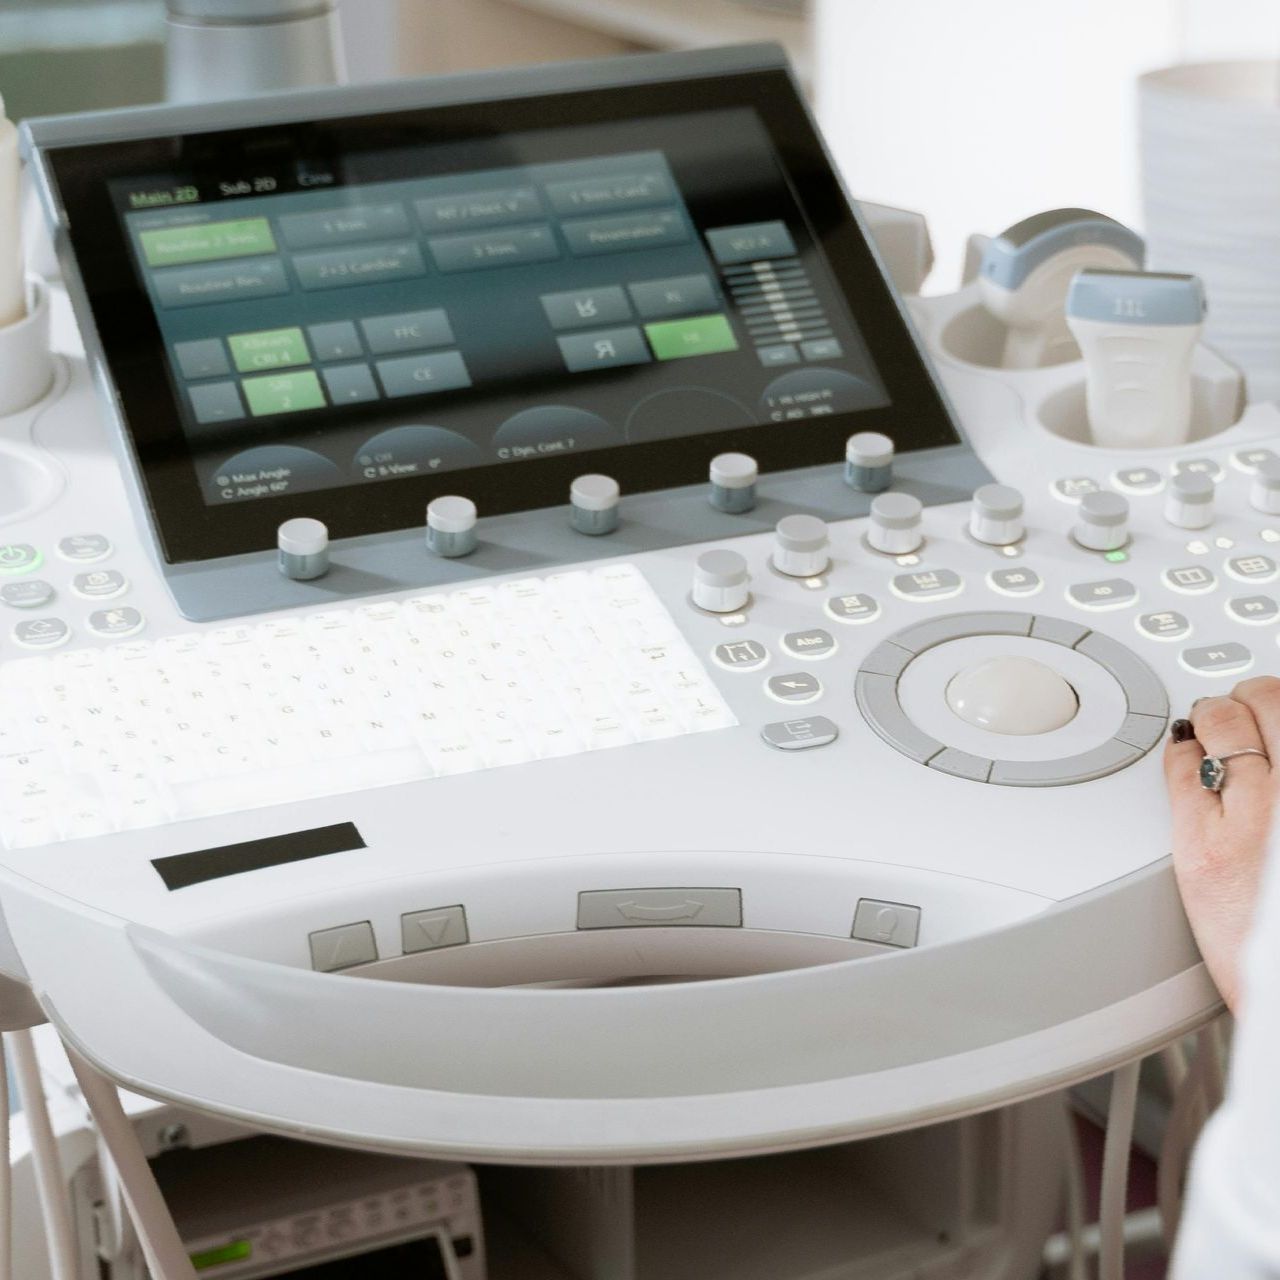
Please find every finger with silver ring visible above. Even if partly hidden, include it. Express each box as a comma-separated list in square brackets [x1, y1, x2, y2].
[1189, 695, 1271, 798]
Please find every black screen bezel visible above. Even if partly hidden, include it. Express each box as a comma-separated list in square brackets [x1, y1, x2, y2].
[47, 68, 961, 565]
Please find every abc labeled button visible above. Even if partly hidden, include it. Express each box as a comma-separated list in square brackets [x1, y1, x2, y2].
[781, 628, 837, 659]
[761, 715, 839, 751]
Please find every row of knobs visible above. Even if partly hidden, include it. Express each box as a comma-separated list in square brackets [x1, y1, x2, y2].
[691, 460, 1280, 612]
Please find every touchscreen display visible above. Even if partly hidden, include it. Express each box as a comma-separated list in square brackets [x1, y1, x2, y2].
[112, 109, 888, 508]
[43, 63, 962, 563]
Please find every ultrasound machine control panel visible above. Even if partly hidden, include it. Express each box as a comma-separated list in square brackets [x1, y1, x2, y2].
[0, 44, 1251, 1165]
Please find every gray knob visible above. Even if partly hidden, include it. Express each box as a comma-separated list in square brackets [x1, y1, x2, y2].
[709, 452, 758, 513]
[426, 496, 478, 557]
[1165, 472, 1214, 530]
[277, 518, 329, 580]
[693, 549, 750, 612]
[1251, 458, 1280, 516]
[1073, 491, 1129, 551]
[867, 491, 923, 554]
[570, 474, 620, 535]
[969, 483, 1025, 546]
[844, 431, 894, 493]
[772, 514, 830, 577]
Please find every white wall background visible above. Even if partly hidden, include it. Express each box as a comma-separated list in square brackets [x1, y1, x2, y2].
[814, 0, 1280, 291]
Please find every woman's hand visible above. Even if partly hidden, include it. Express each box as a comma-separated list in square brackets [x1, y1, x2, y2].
[1164, 676, 1280, 1011]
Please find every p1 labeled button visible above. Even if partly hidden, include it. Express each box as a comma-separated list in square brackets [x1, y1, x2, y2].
[761, 716, 839, 751]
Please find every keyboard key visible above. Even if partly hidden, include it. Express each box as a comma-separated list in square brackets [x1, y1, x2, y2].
[1180, 642, 1253, 676]
[0, 565, 735, 850]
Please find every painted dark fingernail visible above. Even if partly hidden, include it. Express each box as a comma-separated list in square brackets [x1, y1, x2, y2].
[1171, 719, 1196, 743]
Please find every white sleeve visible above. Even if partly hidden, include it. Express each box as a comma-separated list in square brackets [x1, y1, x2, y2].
[1172, 827, 1280, 1277]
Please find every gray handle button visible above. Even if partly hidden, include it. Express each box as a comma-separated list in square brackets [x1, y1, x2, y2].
[852, 898, 921, 947]
[1179, 642, 1253, 676]
[309, 922, 377, 973]
[578, 888, 742, 930]
[1, 580, 54, 609]
[1228, 595, 1278, 624]
[766, 672, 822, 704]
[1067, 578, 1138, 610]
[1226, 554, 1278, 583]
[761, 716, 839, 751]
[1137, 611, 1192, 640]
[12, 617, 70, 648]
[401, 905, 469, 954]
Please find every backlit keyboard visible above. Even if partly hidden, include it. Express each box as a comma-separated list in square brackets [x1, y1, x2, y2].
[0, 564, 736, 850]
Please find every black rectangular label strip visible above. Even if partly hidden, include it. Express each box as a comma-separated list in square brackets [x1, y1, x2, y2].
[152, 822, 365, 891]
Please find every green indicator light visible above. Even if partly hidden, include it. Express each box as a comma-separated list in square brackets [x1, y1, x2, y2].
[644, 314, 738, 361]
[190, 1241, 252, 1271]
[1104, 550, 1129, 564]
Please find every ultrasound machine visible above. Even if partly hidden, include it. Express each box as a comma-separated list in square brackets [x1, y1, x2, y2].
[0, 37, 1267, 1280]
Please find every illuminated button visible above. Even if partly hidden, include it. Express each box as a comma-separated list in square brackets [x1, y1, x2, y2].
[1053, 476, 1101, 502]
[228, 325, 309, 373]
[1226, 554, 1278, 583]
[988, 566, 1042, 596]
[765, 672, 823, 704]
[72, 569, 127, 600]
[781, 628, 837, 660]
[87, 607, 144, 638]
[645, 314, 738, 361]
[1174, 457, 1224, 483]
[0, 543, 40, 574]
[12, 617, 69, 648]
[1163, 564, 1217, 594]
[1112, 466, 1164, 493]
[1067, 578, 1138, 609]
[824, 592, 880, 623]
[892, 568, 962, 600]
[57, 534, 112, 563]
[1137, 610, 1192, 641]
[1235, 447, 1277, 473]
[0, 579, 53, 609]
[1180, 642, 1253, 676]
[712, 639, 769, 671]
[242, 369, 326, 416]
[1228, 595, 1279, 625]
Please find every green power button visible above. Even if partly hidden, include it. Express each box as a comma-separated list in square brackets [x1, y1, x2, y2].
[0, 544, 41, 575]
[645, 313, 739, 362]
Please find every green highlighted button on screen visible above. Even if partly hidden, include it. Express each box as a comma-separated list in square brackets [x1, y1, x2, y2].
[242, 370, 327, 417]
[229, 327, 310, 372]
[190, 1241, 252, 1270]
[644, 313, 738, 361]
[139, 218, 276, 268]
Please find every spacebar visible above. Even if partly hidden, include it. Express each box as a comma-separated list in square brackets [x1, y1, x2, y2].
[173, 749, 432, 821]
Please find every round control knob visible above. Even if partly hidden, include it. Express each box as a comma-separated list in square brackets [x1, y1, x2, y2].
[844, 432, 894, 493]
[277, 518, 329, 581]
[693, 549, 750, 613]
[1251, 457, 1280, 516]
[709, 452, 758, 513]
[867, 492, 923, 555]
[946, 656, 1079, 735]
[570, 474, 620, 536]
[1072, 491, 1129, 551]
[969, 483, 1025, 546]
[1165, 471, 1215, 530]
[772, 514, 830, 577]
[426, 496, 478, 558]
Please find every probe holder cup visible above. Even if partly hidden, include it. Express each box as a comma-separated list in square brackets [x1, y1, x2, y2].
[0, 277, 53, 418]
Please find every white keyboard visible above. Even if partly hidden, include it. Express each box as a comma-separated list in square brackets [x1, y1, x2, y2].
[0, 563, 736, 850]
